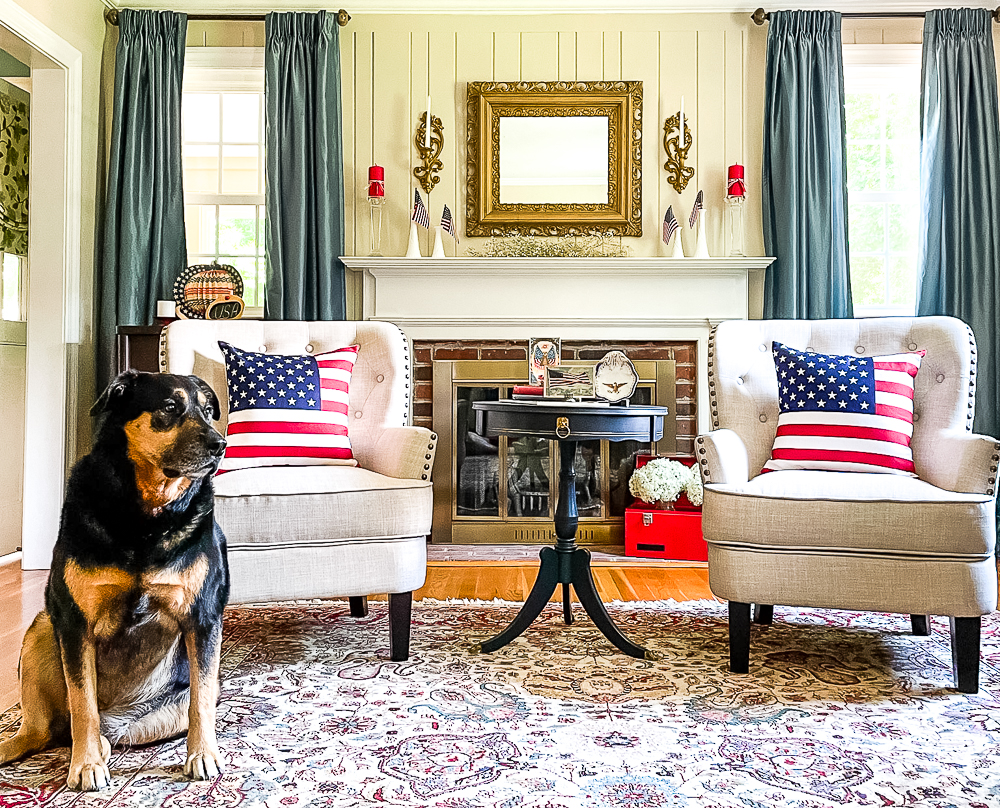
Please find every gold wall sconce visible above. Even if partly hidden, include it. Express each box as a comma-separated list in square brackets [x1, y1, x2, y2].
[414, 114, 444, 195]
[663, 111, 694, 193]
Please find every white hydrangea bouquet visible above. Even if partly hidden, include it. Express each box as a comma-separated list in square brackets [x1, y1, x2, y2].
[628, 457, 703, 509]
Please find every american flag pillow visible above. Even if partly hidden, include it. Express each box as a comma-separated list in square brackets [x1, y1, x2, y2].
[217, 341, 359, 473]
[763, 341, 925, 476]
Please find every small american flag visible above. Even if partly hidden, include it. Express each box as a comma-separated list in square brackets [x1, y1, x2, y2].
[688, 190, 704, 229]
[441, 204, 459, 243]
[411, 188, 430, 229]
[662, 206, 679, 244]
[763, 342, 925, 475]
[217, 341, 359, 473]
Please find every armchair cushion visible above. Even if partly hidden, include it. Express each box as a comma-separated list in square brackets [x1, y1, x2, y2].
[214, 465, 432, 546]
[763, 342, 924, 476]
[704, 469, 995, 558]
[217, 341, 359, 473]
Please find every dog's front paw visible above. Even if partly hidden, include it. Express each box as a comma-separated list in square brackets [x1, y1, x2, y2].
[185, 747, 223, 780]
[67, 759, 111, 791]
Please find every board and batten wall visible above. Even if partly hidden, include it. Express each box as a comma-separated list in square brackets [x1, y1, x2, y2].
[339, 14, 764, 265]
[185, 13, 1000, 322]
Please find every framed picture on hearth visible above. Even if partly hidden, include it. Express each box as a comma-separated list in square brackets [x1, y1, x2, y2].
[528, 337, 561, 386]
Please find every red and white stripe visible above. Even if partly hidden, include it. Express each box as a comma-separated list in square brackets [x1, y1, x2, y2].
[219, 345, 359, 473]
[764, 351, 923, 476]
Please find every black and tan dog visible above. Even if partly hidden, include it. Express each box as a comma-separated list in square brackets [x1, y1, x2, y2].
[0, 370, 230, 791]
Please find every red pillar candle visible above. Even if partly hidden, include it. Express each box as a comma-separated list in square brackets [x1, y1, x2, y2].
[727, 164, 746, 198]
[368, 164, 385, 197]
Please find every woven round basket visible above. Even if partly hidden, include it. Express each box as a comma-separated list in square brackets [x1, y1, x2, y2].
[173, 263, 244, 319]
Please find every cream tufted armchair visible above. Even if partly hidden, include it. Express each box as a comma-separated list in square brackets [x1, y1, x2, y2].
[162, 320, 437, 660]
[696, 316, 998, 692]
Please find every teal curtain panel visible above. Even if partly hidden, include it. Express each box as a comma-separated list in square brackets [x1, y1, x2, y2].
[762, 10, 853, 319]
[98, 9, 187, 385]
[916, 8, 1000, 441]
[264, 11, 346, 321]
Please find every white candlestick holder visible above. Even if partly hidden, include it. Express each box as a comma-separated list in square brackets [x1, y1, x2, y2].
[368, 196, 385, 257]
[726, 196, 745, 257]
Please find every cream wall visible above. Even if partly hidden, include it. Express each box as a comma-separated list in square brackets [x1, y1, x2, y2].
[341, 14, 765, 264]
[187, 11, 1000, 325]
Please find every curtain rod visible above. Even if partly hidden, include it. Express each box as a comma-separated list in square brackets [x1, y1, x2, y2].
[104, 8, 351, 26]
[751, 7, 1000, 25]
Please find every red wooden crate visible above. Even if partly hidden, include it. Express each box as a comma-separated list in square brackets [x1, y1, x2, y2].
[631, 453, 702, 512]
[624, 506, 707, 561]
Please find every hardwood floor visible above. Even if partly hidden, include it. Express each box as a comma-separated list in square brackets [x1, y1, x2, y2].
[0, 550, 714, 712]
[414, 556, 714, 603]
[0, 556, 47, 713]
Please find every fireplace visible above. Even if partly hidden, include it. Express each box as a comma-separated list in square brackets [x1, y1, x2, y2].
[340, 255, 773, 545]
[423, 340, 692, 545]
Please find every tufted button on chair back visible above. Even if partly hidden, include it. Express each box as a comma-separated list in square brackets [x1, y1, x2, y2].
[709, 316, 976, 479]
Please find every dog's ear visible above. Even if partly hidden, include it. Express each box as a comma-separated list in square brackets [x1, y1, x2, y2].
[190, 376, 221, 421]
[91, 370, 140, 417]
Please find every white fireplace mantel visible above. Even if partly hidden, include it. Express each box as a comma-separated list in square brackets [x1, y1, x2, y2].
[342, 256, 775, 432]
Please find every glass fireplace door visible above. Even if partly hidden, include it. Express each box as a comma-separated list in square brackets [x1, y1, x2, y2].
[434, 361, 676, 545]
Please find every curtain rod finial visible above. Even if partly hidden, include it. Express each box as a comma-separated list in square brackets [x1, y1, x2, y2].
[104, 7, 119, 26]
[751, 8, 768, 26]
[337, 9, 351, 26]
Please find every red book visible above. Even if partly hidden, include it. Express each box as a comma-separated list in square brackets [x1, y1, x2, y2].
[513, 385, 544, 396]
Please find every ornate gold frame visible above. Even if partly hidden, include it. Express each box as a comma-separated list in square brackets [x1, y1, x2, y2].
[466, 81, 642, 237]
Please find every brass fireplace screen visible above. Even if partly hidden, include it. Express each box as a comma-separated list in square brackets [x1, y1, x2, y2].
[432, 360, 677, 545]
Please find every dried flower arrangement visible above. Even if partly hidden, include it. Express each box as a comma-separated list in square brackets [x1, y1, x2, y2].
[467, 233, 632, 258]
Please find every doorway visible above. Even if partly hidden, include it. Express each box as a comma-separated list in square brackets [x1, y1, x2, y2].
[0, 2, 82, 568]
[0, 46, 29, 558]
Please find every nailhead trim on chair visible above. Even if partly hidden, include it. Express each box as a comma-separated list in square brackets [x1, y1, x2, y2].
[990, 441, 1000, 496]
[695, 435, 711, 480]
[966, 325, 978, 432]
[707, 326, 720, 429]
[158, 325, 170, 372]
[393, 324, 412, 426]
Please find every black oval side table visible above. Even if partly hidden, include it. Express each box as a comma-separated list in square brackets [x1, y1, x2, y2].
[471, 399, 669, 659]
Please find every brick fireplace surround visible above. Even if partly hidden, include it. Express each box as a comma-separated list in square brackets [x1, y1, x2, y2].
[412, 339, 697, 454]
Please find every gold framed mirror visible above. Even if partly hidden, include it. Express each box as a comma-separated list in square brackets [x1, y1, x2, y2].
[466, 81, 642, 237]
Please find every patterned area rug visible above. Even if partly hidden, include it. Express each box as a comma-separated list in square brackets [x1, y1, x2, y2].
[2, 599, 1000, 807]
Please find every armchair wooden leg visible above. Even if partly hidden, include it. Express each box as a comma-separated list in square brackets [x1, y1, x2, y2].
[349, 596, 369, 617]
[729, 601, 751, 674]
[910, 614, 930, 636]
[949, 616, 980, 694]
[753, 604, 774, 625]
[389, 592, 413, 662]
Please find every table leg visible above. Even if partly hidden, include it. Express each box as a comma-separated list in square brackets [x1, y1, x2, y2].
[478, 546, 559, 653]
[562, 583, 573, 625]
[570, 548, 651, 659]
[476, 438, 650, 659]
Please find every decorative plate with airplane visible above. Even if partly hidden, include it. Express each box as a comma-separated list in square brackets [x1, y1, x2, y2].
[593, 350, 638, 403]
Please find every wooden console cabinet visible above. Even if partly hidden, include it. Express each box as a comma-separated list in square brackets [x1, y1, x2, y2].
[116, 325, 165, 374]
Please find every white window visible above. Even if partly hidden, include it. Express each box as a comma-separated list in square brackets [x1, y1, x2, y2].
[182, 48, 265, 314]
[844, 45, 922, 317]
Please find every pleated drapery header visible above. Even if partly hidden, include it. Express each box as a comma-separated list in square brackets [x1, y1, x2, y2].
[266, 11, 336, 44]
[767, 10, 842, 39]
[925, 8, 993, 40]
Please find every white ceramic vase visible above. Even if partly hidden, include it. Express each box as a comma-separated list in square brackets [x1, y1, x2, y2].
[405, 221, 422, 258]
